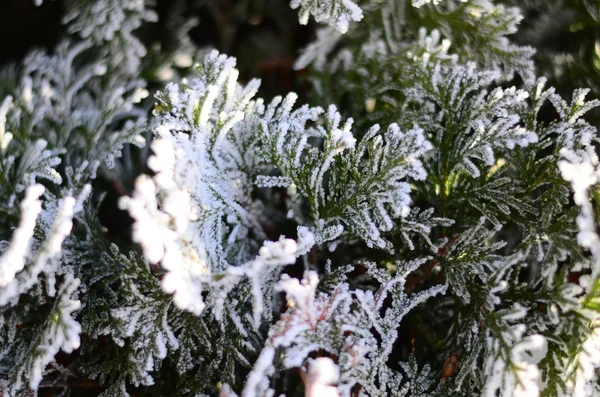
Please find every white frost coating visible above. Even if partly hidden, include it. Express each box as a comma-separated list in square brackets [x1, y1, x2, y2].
[0, 184, 45, 288]
[325, 105, 356, 153]
[242, 346, 276, 397]
[121, 169, 210, 315]
[558, 146, 600, 395]
[277, 271, 320, 328]
[411, 0, 445, 7]
[306, 358, 340, 397]
[0, 96, 14, 152]
[255, 175, 292, 188]
[407, 29, 456, 66]
[314, 221, 344, 245]
[0, 186, 88, 306]
[242, 272, 321, 397]
[226, 234, 314, 326]
[511, 335, 548, 397]
[290, 0, 363, 33]
[559, 147, 600, 263]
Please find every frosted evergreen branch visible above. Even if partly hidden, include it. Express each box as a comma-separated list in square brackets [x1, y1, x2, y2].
[0, 186, 90, 306]
[556, 89, 600, 281]
[4, 37, 147, 183]
[94, 245, 179, 388]
[15, 140, 63, 189]
[556, 145, 600, 396]
[397, 207, 454, 251]
[324, 122, 432, 250]
[7, 274, 81, 395]
[0, 96, 13, 154]
[434, 1, 536, 80]
[408, 62, 538, 180]
[259, 102, 432, 250]
[289, 0, 363, 33]
[565, 319, 600, 397]
[294, 26, 344, 71]
[122, 51, 320, 319]
[482, 319, 547, 397]
[243, 266, 446, 396]
[0, 95, 63, 192]
[398, 356, 435, 396]
[62, 0, 157, 74]
[294, 0, 535, 90]
[441, 218, 506, 304]
[0, 184, 44, 289]
[146, 50, 264, 271]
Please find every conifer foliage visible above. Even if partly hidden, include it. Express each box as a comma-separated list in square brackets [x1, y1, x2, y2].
[1, 0, 600, 396]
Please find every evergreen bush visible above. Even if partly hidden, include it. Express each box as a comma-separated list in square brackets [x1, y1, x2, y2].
[1, 0, 600, 396]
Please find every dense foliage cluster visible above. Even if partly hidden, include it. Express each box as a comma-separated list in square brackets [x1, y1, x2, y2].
[1, 0, 600, 396]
